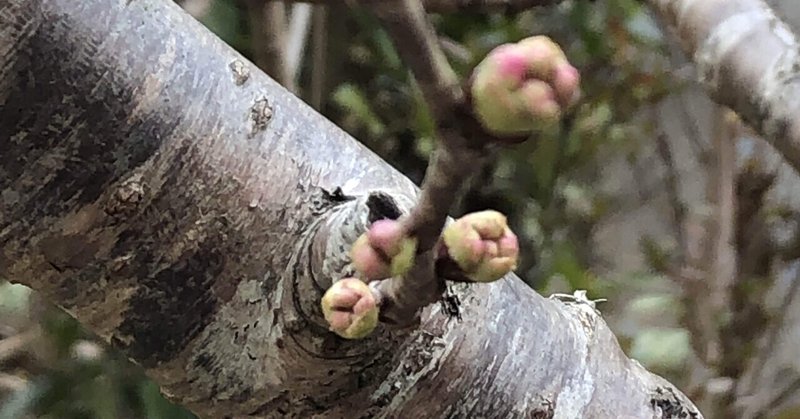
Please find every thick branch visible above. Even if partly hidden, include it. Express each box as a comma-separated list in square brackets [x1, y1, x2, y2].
[0, 0, 700, 417]
[648, 0, 800, 174]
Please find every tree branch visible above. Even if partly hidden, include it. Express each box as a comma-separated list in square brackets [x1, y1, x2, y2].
[368, 0, 463, 120]
[309, 5, 328, 110]
[286, 4, 313, 88]
[268, 0, 561, 14]
[648, 0, 800, 174]
[246, 0, 292, 88]
[0, 0, 701, 417]
[341, 0, 496, 327]
[707, 107, 737, 350]
[422, 0, 560, 13]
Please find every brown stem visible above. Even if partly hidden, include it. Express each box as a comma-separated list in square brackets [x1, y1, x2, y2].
[375, 142, 490, 325]
[353, 0, 501, 326]
[368, 0, 463, 120]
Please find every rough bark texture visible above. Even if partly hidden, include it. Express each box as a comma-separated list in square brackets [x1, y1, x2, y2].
[0, 0, 700, 418]
[649, 0, 800, 174]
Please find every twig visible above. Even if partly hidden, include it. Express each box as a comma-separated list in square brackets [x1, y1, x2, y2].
[373, 139, 491, 326]
[358, 0, 497, 326]
[676, 93, 710, 164]
[741, 262, 800, 402]
[649, 8, 710, 164]
[368, 0, 463, 120]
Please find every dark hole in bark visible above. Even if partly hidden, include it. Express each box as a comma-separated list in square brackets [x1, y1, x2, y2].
[366, 192, 402, 224]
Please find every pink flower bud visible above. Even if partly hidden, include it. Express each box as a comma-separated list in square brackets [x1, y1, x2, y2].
[441, 211, 519, 283]
[351, 219, 417, 280]
[470, 36, 581, 137]
[320, 278, 379, 339]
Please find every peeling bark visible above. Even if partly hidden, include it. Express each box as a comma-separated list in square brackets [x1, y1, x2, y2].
[0, 0, 699, 418]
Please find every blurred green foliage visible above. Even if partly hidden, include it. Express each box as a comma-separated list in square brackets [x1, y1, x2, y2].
[1, 0, 695, 417]
[0, 282, 196, 419]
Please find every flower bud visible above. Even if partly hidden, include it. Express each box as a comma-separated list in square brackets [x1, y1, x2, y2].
[470, 36, 581, 137]
[441, 210, 519, 283]
[351, 219, 418, 280]
[320, 278, 379, 339]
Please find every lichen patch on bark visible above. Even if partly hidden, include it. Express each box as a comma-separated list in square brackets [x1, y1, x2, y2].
[229, 59, 251, 86]
[249, 96, 273, 137]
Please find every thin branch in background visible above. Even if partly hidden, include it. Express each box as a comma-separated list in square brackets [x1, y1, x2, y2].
[268, 0, 562, 14]
[286, 4, 314, 89]
[0, 329, 38, 364]
[679, 107, 739, 375]
[676, 93, 711, 164]
[649, 8, 710, 164]
[0, 372, 27, 392]
[439, 35, 473, 65]
[421, 0, 558, 13]
[653, 130, 687, 259]
[768, 375, 800, 415]
[246, 0, 291, 87]
[310, 5, 328, 110]
[707, 106, 738, 353]
[738, 262, 800, 409]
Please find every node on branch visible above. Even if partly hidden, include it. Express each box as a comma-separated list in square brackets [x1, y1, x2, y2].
[351, 219, 418, 280]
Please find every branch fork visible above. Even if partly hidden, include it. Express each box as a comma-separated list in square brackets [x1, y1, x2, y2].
[320, 0, 580, 338]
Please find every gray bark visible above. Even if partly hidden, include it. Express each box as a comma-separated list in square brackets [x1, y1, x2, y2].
[0, 0, 699, 418]
[649, 0, 800, 174]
